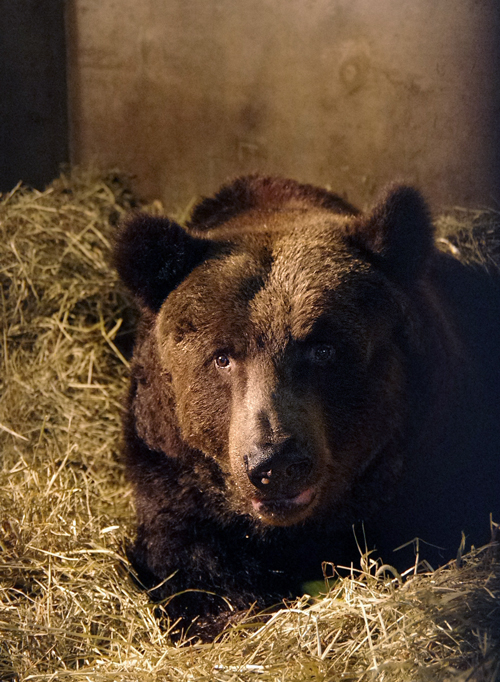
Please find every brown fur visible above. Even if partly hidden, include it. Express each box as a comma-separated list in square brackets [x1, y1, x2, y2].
[115, 176, 500, 635]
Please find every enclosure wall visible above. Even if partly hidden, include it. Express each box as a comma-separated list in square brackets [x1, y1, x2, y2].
[67, 0, 500, 211]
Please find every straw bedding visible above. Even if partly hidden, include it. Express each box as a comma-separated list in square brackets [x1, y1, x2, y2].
[0, 170, 499, 681]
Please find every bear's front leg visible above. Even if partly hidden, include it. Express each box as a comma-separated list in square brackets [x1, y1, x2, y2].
[126, 438, 292, 630]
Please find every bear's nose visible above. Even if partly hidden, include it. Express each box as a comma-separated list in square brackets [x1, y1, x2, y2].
[244, 439, 313, 492]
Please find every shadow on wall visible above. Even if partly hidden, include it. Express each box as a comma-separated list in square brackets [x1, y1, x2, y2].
[0, 0, 68, 192]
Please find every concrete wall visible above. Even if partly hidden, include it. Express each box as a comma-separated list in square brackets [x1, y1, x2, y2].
[67, 0, 500, 212]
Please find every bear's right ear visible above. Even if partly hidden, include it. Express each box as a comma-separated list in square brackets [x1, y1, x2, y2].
[114, 213, 209, 311]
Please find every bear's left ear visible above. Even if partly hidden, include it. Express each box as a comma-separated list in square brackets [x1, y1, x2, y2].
[114, 213, 209, 311]
[349, 185, 434, 286]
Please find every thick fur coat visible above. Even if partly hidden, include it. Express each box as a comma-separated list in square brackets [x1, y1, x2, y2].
[115, 176, 500, 632]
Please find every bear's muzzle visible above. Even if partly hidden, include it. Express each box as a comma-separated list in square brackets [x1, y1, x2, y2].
[244, 438, 313, 493]
[243, 438, 317, 523]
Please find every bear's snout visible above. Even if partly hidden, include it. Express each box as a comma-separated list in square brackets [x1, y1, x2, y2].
[244, 439, 313, 494]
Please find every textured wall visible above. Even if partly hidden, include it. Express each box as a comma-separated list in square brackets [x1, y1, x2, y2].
[67, 0, 500, 212]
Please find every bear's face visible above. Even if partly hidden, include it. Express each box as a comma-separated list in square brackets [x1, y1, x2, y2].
[116, 177, 433, 527]
[156, 211, 414, 526]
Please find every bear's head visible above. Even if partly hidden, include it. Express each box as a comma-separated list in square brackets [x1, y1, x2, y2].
[115, 176, 436, 527]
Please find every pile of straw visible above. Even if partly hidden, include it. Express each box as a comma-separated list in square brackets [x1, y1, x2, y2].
[0, 171, 499, 681]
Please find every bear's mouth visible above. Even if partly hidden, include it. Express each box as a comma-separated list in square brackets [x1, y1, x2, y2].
[251, 487, 316, 523]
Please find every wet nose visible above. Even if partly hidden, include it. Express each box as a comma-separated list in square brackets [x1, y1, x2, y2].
[244, 439, 313, 491]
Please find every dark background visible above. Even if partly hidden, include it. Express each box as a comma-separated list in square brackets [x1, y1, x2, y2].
[0, 0, 68, 192]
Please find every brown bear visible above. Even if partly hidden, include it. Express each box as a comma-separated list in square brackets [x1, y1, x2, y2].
[115, 176, 500, 633]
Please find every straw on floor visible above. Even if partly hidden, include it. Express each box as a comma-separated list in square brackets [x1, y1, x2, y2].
[0, 170, 499, 681]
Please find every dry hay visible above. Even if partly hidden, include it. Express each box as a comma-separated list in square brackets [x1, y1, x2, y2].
[435, 208, 500, 267]
[0, 171, 499, 682]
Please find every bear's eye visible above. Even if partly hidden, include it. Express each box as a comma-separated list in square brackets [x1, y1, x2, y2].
[215, 353, 231, 369]
[309, 343, 335, 365]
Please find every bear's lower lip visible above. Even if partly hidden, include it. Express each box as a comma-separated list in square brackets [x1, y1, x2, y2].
[251, 487, 316, 516]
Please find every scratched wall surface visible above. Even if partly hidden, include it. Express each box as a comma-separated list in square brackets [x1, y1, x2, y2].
[67, 0, 500, 212]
